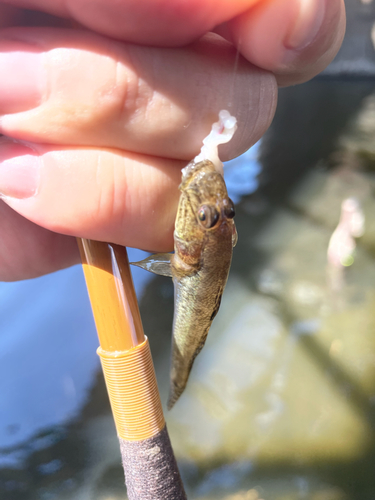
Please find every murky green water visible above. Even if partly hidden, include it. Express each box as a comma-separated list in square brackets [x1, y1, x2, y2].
[1, 79, 375, 500]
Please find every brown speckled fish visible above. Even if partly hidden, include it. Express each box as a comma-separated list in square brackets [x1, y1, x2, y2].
[131, 159, 237, 408]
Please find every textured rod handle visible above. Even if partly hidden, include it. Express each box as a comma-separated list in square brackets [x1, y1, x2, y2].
[98, 337, 165, 441]
[120, 426, 187, 500]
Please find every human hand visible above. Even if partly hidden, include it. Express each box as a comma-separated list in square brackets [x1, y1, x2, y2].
[0, 0, 345, 280]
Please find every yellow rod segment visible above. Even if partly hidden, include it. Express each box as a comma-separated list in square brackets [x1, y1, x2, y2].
[77, 239, 144, 351]
[77, 238, 165, 440]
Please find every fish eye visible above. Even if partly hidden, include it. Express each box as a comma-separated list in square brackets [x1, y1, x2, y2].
[198, 204, 220, 228]
[224, 198, 235, 219]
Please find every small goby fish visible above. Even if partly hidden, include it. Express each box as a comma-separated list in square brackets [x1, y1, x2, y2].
[131, 160, 237, 409]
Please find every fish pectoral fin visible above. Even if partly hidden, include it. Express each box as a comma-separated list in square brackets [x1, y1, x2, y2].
[130, 253, 173, 277]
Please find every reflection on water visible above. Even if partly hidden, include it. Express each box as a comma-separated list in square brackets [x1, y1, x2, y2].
[1, 79, 375, 499]
[0, 268, 98, 460]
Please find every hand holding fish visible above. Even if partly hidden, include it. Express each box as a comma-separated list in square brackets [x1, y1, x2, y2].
[0, 0, 345, 280]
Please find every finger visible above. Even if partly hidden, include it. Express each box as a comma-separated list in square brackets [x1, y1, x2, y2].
[0, 4, 22, 27]
[1, 0, 345, 88]
[0, 3, 77, 31]
[0, 138, 184, 252]
[0, 28, 277, 161]
[0, 201, 79, 281]
[222, 0, 346, 86]
[0, 0, 260, 45]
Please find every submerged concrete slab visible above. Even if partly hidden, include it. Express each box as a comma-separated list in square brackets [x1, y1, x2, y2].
[322, 0, 375, 78]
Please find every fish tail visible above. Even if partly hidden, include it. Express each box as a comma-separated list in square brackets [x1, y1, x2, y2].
[167, 338, 193, 410]
[167, 331, 209, 409]
[167, 365, 191, 410]
[167, 383, 184, 410]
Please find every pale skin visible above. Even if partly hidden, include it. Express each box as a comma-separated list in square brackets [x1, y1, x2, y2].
[0, 0, 346, 281]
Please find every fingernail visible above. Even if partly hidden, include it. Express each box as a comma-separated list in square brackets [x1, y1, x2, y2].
[0, 140, 40, 198]
[0, 49, 45, 113]
[285, 0, 325, 50]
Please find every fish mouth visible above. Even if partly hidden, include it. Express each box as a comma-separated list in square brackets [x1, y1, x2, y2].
[181, 159, 215, 183]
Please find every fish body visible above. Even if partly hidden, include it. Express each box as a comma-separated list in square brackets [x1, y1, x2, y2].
[131, 159, 236, 408]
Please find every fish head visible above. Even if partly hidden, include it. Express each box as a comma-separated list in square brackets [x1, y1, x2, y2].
[174, 160, 237, 269]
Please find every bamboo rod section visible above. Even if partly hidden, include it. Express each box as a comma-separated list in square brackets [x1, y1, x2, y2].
[77, 238, 187, 499]
[78, 239, 144, 351]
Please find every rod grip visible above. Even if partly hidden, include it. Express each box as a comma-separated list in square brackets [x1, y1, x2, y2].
[120, 426, 187, 500]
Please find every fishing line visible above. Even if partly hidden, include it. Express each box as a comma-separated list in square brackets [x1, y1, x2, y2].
[227, 35, 241, 111]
